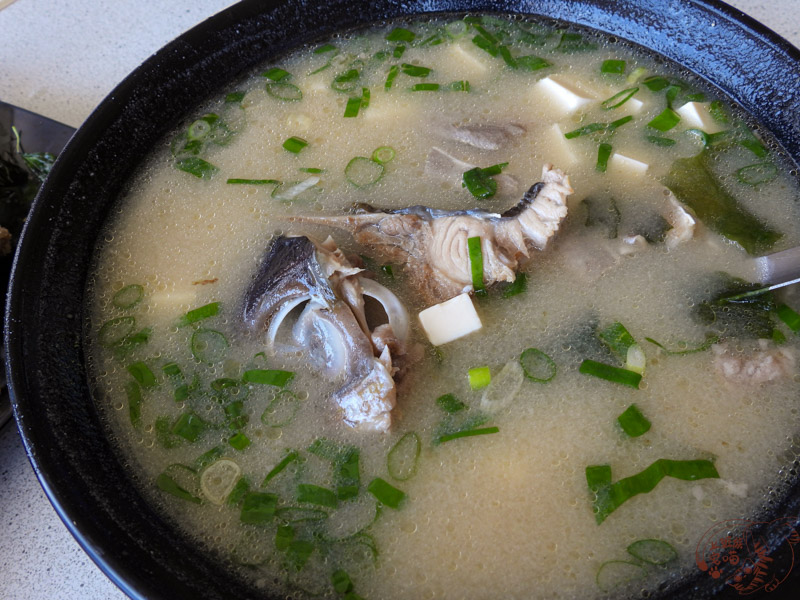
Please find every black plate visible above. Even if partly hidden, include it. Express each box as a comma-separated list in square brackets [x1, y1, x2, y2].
[6, 1, 800, 598]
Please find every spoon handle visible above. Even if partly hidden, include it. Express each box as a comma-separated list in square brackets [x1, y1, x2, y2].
[753, 245, 800, 289]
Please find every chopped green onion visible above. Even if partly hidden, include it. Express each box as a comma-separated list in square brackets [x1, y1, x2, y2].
[331, 69, 360, 93]
[229, 432, 251, 451]
[436, 393, 466, 414]
[598, 322, 636, 361]
[555, 31, 597, 52]
[644, 334, 719, 355]
[225, 91, 246, 103]
[176, 157, 218, 179]
[647, 108, 681, 132]
[519, 348, 557, 383]
[462, 163, 507, 199]
[345, 156, 384, 187]
[361, 87, 370, 109]
[777, 304, 800, 332]
[126, 381, 142, 427]
[367, 477, 406, 509]
[411, 83, 440, 91]
[275, 524, 295, 551]
[156, 471, 201, 504]
[371, 146, 395, 164]
[386, 27, 416, 42]
[401, 63, 432, 77]
[275, 507, 328, 523]
[332, 569, 354, 594]
[627, 539, 678, 565]
[471, 34, 498, 57]
[126, 361, 157, 388]
[315, 43, 336, 54]
[380, 264, 394, 279]
[499, 45, 517, 68]
[467, 236, 485, 296]
[626, 66, 647, 83]
[587, 459, 719, 524]
[740, 132, 768, 157]
[642, 75, 669, 91]
[665, 84, 681, 108]
[282, 136, 308, 154]
[343, 96, 362, 118]
[685, 129, 728, 148]
[579, 360, 642, 388]
[393, 45, 406, 59]
[385, 65, 399, 90]
[564, 116, 632, 139]
[596, 143, 612, 173]
[261, 389, 300, 427]
[736, 162, 778, 186]
[467, 367, 492, 390]
[297, 483, 338, 508]
[155, 417, 182, 449]
[298, 168, 324, 174]
[449, 80, 471, 91]
[113, 284, 144, 309]
[471, 24, 498, 44]
[617, 404, 651, 437]
[171, 411, 207, 442]
[307, 439, 361, 500]
[263, 67, 291, 81]
[194, 446, 224, 470]
[516, 55, 550, 71]
[190, 328, 228, 364]
[387, 432, 421, 481]
[502, 272, 527, 298]
[240, 492, 278, 524]
[99, 316, 136, 347]
[227, 476, 250, 506]
[178, 301, 220, 326]
[564, 122, 607, 139]
[242, 369, 294, 387]
[601, 87, 639, 110]
[439, 427, 499, 443]
[596, 560, 647, 592]
[286, 540, 315, 571]
[647, 135, 676, 147]
[266, 82, 303, 101]
[601, 59, 626, 74]
[263, 450, 299, 485]
[226, 178, 280, 185]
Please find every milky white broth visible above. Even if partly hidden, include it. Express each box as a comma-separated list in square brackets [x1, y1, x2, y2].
[86, 16, 800, 599]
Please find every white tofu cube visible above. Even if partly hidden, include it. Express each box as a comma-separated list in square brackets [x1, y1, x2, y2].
[675, 102, 725, 134]
[609, 153, 649, 176]
[546, 123, 578, 166]
[534, 76, 594, 115]
[418, 293, 482, 346]
[445, 41, 491, 77]
[626, 97, 644, 113]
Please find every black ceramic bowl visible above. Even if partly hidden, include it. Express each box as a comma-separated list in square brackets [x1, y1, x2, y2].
[6, 1, 800, 599]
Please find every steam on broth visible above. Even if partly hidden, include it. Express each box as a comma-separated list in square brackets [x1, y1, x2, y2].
[87, 15, 800, 599]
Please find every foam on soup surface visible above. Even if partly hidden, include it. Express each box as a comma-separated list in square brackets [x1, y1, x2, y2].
[87, 15, 800, 599]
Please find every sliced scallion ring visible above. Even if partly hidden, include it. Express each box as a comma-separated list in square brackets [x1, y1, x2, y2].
[601, 87, 639, 110]
[519, 348, 557, 382]
[387, 432, 421, 481]
[200, 459, 242, 505]
[191, 328, 229, 364]
[99, 316, 136, 347]
[261, 389, 301, 427]
[345, 156, 384, 187]
[626, 539, 678, 565]
[371, 146, 396, 164]
[266, 82, 303, 101]
[112, 284, 144, 309]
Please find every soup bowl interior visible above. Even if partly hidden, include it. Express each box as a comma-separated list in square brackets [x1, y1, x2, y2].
[6, 0, 800, 598]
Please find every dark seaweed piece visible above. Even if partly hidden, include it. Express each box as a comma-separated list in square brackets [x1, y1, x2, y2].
[662, 150, 781, 255]
[695, 273, 777, 339]
[582, 197, 620, 239]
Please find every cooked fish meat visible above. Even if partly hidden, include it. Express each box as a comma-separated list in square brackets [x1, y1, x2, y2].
[294, 164, 573, 304]
[243, 235, 411, 431]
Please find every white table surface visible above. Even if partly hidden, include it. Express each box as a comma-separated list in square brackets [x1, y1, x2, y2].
[0, 1, 797, 598]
